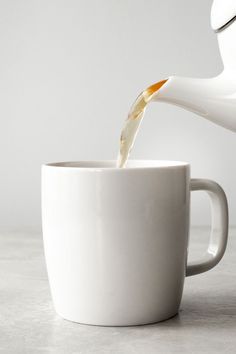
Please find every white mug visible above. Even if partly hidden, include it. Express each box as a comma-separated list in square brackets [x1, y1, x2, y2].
[41, 160, 228, 326]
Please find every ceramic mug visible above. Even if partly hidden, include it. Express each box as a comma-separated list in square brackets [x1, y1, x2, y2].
[41, 160, 228, 326]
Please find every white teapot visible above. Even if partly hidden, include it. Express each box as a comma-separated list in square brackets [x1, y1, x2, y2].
[153, 0, 236, 132]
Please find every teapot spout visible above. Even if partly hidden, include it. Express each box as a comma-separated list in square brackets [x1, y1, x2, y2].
[153, 74, 236, 132]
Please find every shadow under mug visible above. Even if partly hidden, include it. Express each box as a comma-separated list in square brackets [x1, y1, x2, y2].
[41, 160, 228, 326]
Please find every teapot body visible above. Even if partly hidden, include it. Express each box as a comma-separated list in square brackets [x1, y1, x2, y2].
[217, 20, 236, 73]
[152, 1, 236, 133]
[211, 0, 236, 72]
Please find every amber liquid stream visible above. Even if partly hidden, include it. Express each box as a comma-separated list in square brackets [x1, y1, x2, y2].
[116, 79, 168, 168]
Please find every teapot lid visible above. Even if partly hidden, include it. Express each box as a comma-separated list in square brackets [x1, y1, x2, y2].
[211, 0, 236, 32]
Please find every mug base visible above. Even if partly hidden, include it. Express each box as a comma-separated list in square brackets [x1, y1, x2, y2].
[56, 310, 179, 327]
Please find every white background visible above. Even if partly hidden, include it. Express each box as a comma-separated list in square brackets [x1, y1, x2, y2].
[0, 0, 235, 231]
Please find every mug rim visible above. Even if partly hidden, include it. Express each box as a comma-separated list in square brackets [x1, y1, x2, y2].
[42, 160, 190, 170]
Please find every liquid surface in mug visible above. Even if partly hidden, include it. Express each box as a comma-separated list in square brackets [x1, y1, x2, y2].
[116, 79, 167, 168]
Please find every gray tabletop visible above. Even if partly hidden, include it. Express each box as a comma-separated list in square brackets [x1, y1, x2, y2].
[0, 228, 236, 354]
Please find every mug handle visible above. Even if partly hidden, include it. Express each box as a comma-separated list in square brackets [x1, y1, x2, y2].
[186, 179, 228, 277]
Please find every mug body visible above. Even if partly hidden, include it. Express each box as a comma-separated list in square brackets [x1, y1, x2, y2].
[42, 160, 190, 326]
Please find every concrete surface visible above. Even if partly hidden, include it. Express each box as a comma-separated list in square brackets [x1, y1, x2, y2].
[0, 227, 235, 354]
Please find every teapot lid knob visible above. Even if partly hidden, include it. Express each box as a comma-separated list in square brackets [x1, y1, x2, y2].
[211, 0, 236, 33]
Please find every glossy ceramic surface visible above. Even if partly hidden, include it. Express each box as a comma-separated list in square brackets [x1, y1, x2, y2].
[152, 0, 236, 132]
[41, 161, 228, 326]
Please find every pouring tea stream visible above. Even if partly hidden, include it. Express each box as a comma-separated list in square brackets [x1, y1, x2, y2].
[117, 0, 236, 168]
